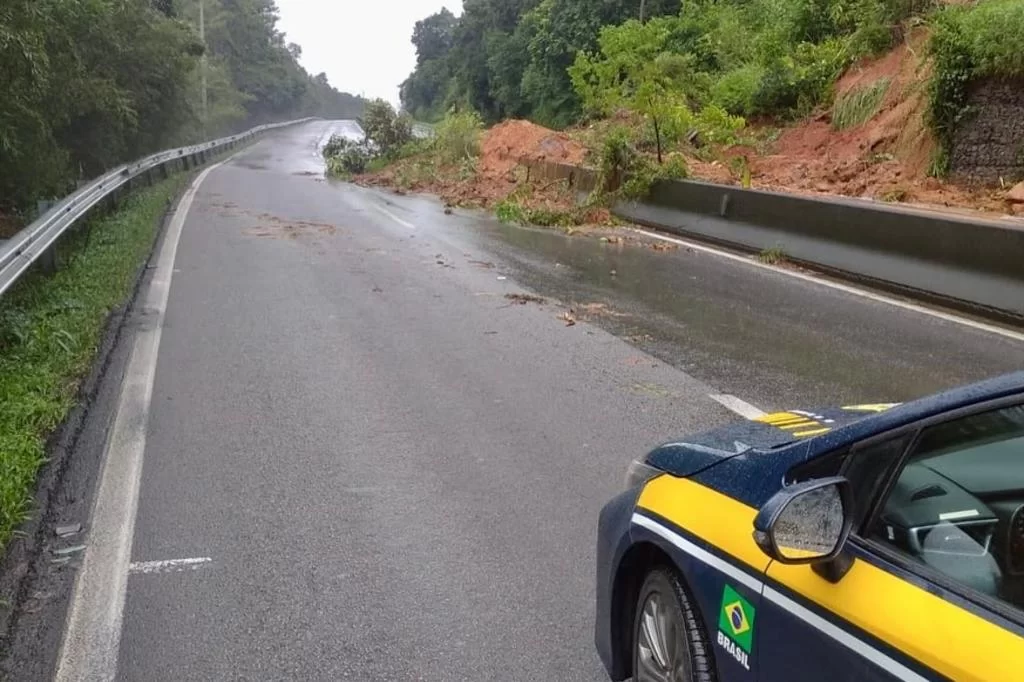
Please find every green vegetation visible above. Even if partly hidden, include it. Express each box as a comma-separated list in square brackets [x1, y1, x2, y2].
[396, 0, 1024, 183]
[434, 111, 485, 164]
[927, 0, 1024, 173]
[1, 0, 367, 217]
[401, 0, 926, 131]
[832, 78, 891, 130]
[0, 173, 189, 547]
[322, 137, 370, 177]
[758, 245, 788, 264]
[324, 108, 485, 183]
[361, 100, 415, 157]
[495, 196, 579, 227]
[401, 0, 683, 128]
[594, 128, 689, 201]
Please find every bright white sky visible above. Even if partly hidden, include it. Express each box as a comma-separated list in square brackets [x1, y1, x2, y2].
[275, 0, 460, 106]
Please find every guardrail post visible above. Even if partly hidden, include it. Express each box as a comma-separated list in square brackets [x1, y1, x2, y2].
[38, 201, 59, 272]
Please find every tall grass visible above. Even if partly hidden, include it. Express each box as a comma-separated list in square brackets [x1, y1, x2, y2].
[832, 78, 891, 130]
[0, 174, 187, 547]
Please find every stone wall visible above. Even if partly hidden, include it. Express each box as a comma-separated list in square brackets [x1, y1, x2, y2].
[950, 78, 1024, 184]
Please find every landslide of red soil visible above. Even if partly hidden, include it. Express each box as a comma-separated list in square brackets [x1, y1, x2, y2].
[481, 119, 588, 175]
[359, 119, 591, 214]
[700, 29, 1013, 216]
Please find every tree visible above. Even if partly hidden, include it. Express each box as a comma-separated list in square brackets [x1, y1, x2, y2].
[412, 8, 458, 64]
[570, 19, 693, 162]
[361, 99, 413, 156]
[0, 0, 367, 214]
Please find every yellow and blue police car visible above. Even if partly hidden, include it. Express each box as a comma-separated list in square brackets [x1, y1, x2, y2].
[595, 372, 1024, 682]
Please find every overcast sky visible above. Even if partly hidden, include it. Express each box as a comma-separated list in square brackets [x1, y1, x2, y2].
[275, 0, 458, 106]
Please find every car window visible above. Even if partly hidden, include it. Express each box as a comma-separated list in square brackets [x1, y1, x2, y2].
[843, 434, 913, 525]
[865, 404, 1024, 612]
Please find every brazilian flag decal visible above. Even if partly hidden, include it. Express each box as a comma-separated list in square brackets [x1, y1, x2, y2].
[718, 584, 756, 653]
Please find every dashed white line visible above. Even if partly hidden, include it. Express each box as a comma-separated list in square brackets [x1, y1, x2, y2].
[128, 558, 212, 575]
[709, 393, 766, 419]
[631, 228, 1024, 343]
[54, 158, 227, 682]
[373, 203, 416, 230]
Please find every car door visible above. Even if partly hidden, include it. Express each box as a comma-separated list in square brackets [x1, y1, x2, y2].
[756, 399, 1024, 681]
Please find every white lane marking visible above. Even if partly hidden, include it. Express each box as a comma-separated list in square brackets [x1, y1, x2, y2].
[762, 586, 929, 682]
[373, 203, 415, 230]
[709, 393, 766, 420]
[631, 513, 764, 593]
[128, 558, 212, 575]
[54, 160, 226, 682]
[631, 228, 1024, 343]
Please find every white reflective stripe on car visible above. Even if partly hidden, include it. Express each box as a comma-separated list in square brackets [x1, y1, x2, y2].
[631, 513, 932, 682]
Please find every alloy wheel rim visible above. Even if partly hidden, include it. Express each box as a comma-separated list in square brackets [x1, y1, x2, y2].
[636, 591, 688, 682]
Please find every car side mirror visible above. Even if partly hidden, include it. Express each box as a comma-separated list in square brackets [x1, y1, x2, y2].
[753, 477, 854, 566]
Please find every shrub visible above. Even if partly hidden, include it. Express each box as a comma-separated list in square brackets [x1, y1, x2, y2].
[322, 134, 359, 159]
[694, 105, 746, 145]
[361, 99, 414, 156]
[495, 198, 529, 224]
[594, 126, 689, 202]
[434, 110, 484, 164]
[712, 65, 765, 117]
[322, 135, 372, 176]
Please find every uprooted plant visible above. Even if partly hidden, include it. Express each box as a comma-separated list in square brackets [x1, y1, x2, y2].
[322, 135, 372, 176]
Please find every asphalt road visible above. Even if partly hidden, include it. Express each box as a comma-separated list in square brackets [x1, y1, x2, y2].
[51, 121, 1024, 680]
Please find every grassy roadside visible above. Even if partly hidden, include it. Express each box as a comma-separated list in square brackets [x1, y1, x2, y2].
[0, 173, 189, 548]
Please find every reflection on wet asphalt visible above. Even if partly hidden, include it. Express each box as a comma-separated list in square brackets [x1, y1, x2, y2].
[405, 199, 1024, 411]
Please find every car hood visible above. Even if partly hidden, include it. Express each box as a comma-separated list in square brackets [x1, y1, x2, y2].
[646, 403, 899, 477]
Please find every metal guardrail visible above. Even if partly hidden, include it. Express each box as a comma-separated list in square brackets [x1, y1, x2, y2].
[0, 117, 316, 300]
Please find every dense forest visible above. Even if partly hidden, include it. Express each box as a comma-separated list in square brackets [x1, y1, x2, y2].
[0, 0, 367, 216]
[400, 0, 927, 128]
[401, 0, 683, 128]
[401, 0, 1024, 172]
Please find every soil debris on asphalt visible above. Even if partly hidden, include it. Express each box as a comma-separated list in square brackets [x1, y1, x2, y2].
[355, 119, 603, 227]
[504, 293, 547, 306]
[579, 302, 627, 318]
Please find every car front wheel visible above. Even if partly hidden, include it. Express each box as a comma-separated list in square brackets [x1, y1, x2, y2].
[632, 567, 714, 682]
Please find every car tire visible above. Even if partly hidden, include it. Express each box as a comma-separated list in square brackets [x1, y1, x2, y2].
[632, 567, 715, 682]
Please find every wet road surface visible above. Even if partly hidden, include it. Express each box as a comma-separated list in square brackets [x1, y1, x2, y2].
[54, 121, 1024, 680]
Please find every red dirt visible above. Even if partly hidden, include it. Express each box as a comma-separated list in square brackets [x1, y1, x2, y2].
[697, 29, 1015, 216]
[364, 54, 1021, 223]
[480, 120, 588, 176]
[359, 120, 591, 214]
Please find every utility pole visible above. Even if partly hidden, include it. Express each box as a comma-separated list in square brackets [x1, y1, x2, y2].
[640, 0, 647, 22]
[200, 0, 208, 134]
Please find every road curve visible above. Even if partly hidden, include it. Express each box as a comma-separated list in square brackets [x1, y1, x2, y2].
[42, 121, 1024, 680]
